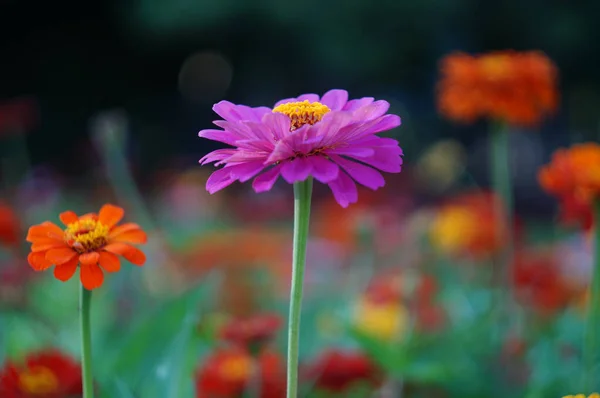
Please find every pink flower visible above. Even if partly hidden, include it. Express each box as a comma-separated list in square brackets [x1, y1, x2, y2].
[198, 90, 402, 207]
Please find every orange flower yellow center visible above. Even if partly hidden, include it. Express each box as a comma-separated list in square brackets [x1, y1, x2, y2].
[272, 100, 331, 131]
[19, 366, 59, 395]
[219, 355, 252, 382]
[64, 219, 109, 253]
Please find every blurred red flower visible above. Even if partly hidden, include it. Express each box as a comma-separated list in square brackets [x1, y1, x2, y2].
[0, 97, 38, 136]
[220, 313, 282, 352]
[0, 350, 82, 398]
[538, 143, 600, 231]
[195, 348, 285, 398]
[0, 202, 20, 247]
[303, 349, 381, 393]
[513, 248, 578, 315]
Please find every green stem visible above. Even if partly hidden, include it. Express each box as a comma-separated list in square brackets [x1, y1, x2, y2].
[584, 200, 600, 392]
[287, 178, 313, 398]
[490, 125, 515, 300]
[80, 286, 94, 398]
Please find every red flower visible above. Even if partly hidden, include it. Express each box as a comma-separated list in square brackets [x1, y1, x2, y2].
[0, 97, 38, 136]
[220, 313, 282, 351]
[513, 248, 576, 315]
[303, 350, 380, 393]
[195, 348, 285, 398]
[0, 202, 20, 247]
[0, 350, 82, 398]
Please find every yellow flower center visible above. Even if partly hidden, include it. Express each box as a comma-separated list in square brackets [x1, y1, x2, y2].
[219, 355, 252, 382]
[272, 100, 331, 131]
[429, 206, 477, 254]
[354, 298, 410, 341]
[19, 366, 59, 395]
[64, 219, 109, 253]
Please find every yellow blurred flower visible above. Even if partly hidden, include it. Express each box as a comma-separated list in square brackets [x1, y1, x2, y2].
[563, 394, 600, 398]
[353, 297, 410, 341]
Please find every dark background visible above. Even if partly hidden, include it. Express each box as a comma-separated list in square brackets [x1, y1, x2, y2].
[1, 0, 599, 192]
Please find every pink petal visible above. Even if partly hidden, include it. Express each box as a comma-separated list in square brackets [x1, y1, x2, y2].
[213, 101, 270, 122]
[262, 113, 292, 141]
[327, 172, 358, 208]
[307, 156, 339, 183]
[199, 149, 236, 165]
[320, 89, 349, 111]
[252, 164, 282, 192]
[326, 147, 375, 157]
[280, 158, 313, 184]
[198, 129, 239, 145]
[352, 100, 391, 121]
[342, 97, 374, 111]
[329, 155, 385, 190]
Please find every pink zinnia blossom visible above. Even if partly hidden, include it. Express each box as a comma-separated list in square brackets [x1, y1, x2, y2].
[198, 89, 402, 207]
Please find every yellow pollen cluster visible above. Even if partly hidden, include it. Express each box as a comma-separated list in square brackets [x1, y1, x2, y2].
[19, 366, 59, 395]
[481, 56, 511, 80]
[219, 355, 252, 382]
[272, 100, 331, 131]
[563, 395, 600, 398]
[64, 219, 109, 253]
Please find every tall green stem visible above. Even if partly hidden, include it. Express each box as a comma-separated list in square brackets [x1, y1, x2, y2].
[80, 286, 94, 398]
[490, 125, 514, 296]
[584, 200, 600, 392]
[287, 178, 313, 398]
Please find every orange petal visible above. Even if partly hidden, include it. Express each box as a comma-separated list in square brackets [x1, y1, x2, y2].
[104, 242, 146, 266]
[80, 263, 104, 290]
[53, 256, 79, 282]
[79, 213, 98, 221]
[108, 223, 142, 238]
[98, 204, 124, 228]
[111, 229, 147, 244]
[45, 248, 77, 265]
[31, 239, 67, 252]
[28, 252, 53, 271]
[79, 252, 100, 266]
[59, 211, 78, 226]
[99, 251, 121, 272]
[26, 223, 64, 242]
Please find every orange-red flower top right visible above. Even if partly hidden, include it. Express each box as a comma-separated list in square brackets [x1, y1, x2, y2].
[437, 50, 558, 126]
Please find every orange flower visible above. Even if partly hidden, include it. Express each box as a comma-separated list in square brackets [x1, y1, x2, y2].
[429, 191, 509, 258]
[195, 348, 285, 398]
[0, 202, 20, 247]
[538, 143, 600, 230]
[26, 204, 147, 290]
[437, 50, 558, 126]
[0, 349, 82, 398]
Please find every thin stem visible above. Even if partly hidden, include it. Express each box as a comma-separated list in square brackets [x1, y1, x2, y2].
[287, 178, 313, 398]
[583, 199, 600, 392]
[80, 286, 94, 398]
[490, 124, 516, 325]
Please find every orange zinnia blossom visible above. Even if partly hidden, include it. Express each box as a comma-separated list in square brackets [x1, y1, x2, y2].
[26, 204, 147, 290]
[0, 349, 82, 398]
[538, 143, 600, 230]
[437, 50, 558, 126]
